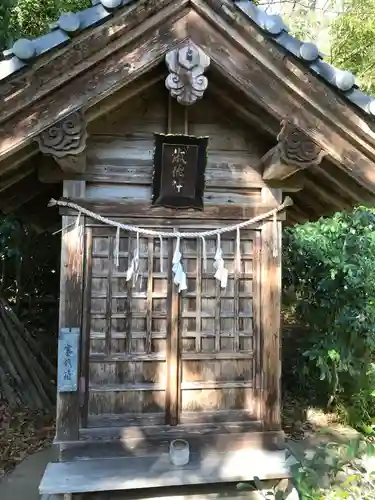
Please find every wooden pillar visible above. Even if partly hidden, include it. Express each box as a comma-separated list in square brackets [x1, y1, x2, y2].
[260, 188, 282, 431]
[55, 180, 86, 442]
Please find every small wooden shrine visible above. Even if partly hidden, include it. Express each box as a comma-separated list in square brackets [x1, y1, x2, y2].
[2, 0, 375, 498]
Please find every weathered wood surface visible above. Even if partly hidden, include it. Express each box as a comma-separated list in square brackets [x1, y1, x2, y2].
[56, 180, 85, 441]
[0, 5, 189, 162]
[0, 0, 185, 124]
[83, 81, 269, 196]
[36, 110, 88, 173]
[79, 417, 264, 440]
[2, 0, 375, 180]
[260, 188, 282, 431]
[166, 237, 180, 426]
[165, 41, 210, 105]
[85, 228, 168, 426]
[39, 448, 291, 495]
[262, 120, 325, 181]
[62, 200, 287, 221]
[82, 223, 260, 428]
[81, 227, 93, 427]
[177, 231, 257, 420]
[2, 0, 375, 224]
[71, 84, 280, 431]
[59, 429, 283, 462]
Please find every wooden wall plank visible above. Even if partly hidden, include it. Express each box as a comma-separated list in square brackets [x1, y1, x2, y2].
[253, 230, 262, 421]
[56, 180, 86, 441]
[165, 238, 180, 426]
[104, 236, 114, 356]
[195, 240, 202, 353]
[260, 188, 282, 431]
[125, 236, 134, 356]
[82, 83, 269, 197]
[146, 238, 154, 354]
[81, 227, 93, 427]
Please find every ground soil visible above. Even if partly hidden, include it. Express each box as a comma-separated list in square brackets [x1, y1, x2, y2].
[0, 401, 54, 478]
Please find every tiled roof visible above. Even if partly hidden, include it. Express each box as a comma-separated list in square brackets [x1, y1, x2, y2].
[0, 0, 374, 117]
[234, 1, 375, 117]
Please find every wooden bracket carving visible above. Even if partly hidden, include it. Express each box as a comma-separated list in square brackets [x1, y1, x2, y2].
[165, 41, 210, 106]
[36, 110, 87, 173]
[262, 120, 326, 181]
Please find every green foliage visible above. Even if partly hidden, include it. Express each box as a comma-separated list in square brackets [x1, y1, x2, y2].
[330, 0, 375, 94]
[0, 216, 22, 261]
[237, 436, 375, 498]
[291, 436, 375, 499]
[0, 0, 91, 49]
[0, 216, 60, 361]
[283, 208, 375, 431]
[0, 0, 15, 50]
[284, 6, 324, 44]
[236, 478, 291, 499]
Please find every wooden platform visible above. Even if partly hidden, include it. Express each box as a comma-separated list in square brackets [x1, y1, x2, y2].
[39, 449, 293, 495]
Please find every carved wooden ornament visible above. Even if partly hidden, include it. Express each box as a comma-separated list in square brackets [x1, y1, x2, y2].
[165, 42, 210, 106]
[278, 120, 325, 167]
[262, 120, 326, 181]
[36, 110, 87, 173]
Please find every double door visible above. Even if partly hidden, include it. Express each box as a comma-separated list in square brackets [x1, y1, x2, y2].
[82, 222, 260, 428]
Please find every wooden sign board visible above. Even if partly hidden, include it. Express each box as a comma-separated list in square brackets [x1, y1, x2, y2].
[57, 327, 80, 393]
[152, 133, 208, 210]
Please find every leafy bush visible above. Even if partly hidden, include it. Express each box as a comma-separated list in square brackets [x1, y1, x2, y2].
[0, 0, 91, 50]
[291, 436, 375, 499]
[283, 208, 375, 432]
[237, 436, 375, 499]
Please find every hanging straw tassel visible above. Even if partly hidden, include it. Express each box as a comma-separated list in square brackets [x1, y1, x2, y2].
[75, 211, 81, 229]
[114, 226, 120, 268]
[214, 233, 228, 289]
[126, 232, 140, 287]
[52, 221, 75, 236]
[272, 210, 278, 258]
[74, 211, 84, 242]
[159, 236, 164, 273]
[236, 226, 241, 274]
[200, 235, 207, 272]
[172, 237, 187, 293]
[53, 210, 82, 236]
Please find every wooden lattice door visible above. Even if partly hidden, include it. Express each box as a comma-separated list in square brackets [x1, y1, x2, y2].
[82, 224, 260, 428]
[177, 229, 260, 425]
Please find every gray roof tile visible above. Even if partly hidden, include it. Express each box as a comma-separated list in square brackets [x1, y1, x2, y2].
[0, 57, 27, 80]
[0, 0, 374, 119]
[58, 12, 82, 34]
[33, 30, 70, 56]
[77, 4, 112, 30]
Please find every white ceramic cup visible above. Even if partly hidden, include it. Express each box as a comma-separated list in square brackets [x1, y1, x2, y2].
[169, 439, 190, 466]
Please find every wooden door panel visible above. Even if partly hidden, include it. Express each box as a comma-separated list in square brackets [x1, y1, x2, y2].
[179, 230, 259, 423]
[82, 223, 261, 429]
[181, 387, 256, 413]
[85, 228, 169, 428]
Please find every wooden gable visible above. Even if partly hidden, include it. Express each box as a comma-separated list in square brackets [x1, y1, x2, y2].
[1, 0, 375, 226]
